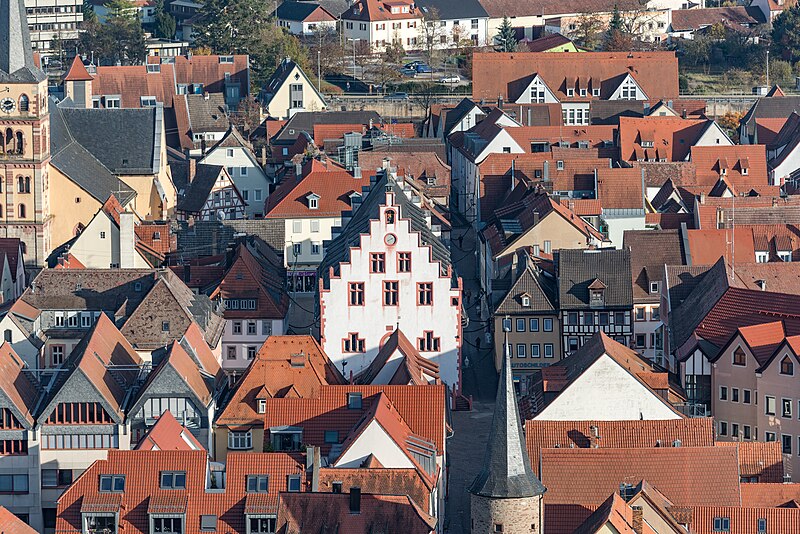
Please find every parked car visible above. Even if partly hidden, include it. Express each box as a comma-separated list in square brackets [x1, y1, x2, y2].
[440, 75, 461, 84]
[384, 92, 409, 101]
[415, 64, 432, 73]
[404, 61, 423, 69]
[399, 67, 417, 76]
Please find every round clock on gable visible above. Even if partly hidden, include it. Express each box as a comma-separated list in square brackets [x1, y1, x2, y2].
[385, 233, 397, 246]
[0, 97, 15, 114]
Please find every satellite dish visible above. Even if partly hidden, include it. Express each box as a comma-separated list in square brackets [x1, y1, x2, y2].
[216, 210, 226, 221]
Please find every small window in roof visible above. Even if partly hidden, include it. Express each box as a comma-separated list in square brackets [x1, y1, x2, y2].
[200, 515, 217, 531]
[347, 392, 362, 409]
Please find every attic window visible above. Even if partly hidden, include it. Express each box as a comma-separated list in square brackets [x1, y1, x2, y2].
[592, 88, 600, 97]
[257, 399, 266, 414]
[134, 282, 142, 292]
[566, 88, 575, 97]
[307, 193, 320, 209]
[385, 209, 395, 224]
[556, 161, 564, 170]
[162, 321, 170, 332]
[219, 56, 234, 64]
[153, 231, 161, 240]
[713, 517, 730, 532]
[641, 141, 654, 149]
[742, 168, 749, 175]
[140, 96, 157, 107]
[650, 281, 659, 294]
[521, 295, 531, 307]
[146, 64, 160, 73]
[347, 392, 362, 409]
[781, 356, 794, 375]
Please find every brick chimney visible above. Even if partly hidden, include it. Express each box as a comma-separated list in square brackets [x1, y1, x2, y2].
[632, 506, 643, 533]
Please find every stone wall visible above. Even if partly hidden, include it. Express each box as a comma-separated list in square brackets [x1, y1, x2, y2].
[470, 493, 543, 533]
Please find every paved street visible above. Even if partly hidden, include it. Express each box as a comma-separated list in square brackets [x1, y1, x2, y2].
[444, 219, 500, 533]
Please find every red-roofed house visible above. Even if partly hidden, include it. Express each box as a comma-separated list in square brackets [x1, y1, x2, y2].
[618, 116, 732, 162]
[209, 241, 289, 373]
[340, 0, 423, 52]
[711, 321, 800, 479]
[266, 157, 363, 292]
[134, 411, 205, 451]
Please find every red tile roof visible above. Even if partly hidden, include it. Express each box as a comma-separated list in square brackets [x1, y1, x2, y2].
[0, 343, 40, 427]
[341, 0, 421, 22]
[597, 166, 644, 209]
[275, 492, 436, 533]
[619, 117, 713, 162]
[540, 447, 741, 534]
[472, 51, 679, 103]
[134, 411, 205, 451]
[56, 450, 306, 533]
[261, 384, 447, 454]
[265, 158, 362, 218]
[690, 144, 769, 190]
[740, 483, 800, 507]
[63, 55, 93, 82]
[313, 123, 365, 144]
[756, 117, 788, 145]
[717, 441, 785, 482]
[211, 244, 289, 320]
[317, 467, 432, 510]
[354, 329, 439, 385]
[525, 419, 715, 477]
[682, 506, 800, 534]
[686, 228, 757, 265]
[215, 335, 346, 427]
[0, 506, 37, 534]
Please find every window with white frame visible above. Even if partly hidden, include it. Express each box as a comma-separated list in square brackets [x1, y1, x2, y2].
[140, 96, 158, 107]
[229, 430, 253, 450]
[151, 517, 183, 533]
[756, 251, 769, 263]
[84, 514, 116, 533]
[248, 516, 277, 533]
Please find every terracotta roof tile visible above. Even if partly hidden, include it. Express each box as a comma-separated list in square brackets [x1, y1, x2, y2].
[313, 123, 365, 144]
[265, 158, 361, 218]
[317, 467, 431, 509]
[216, 335, 346, 427]
[134, 411, 205, 451]
[619, 117, 714, 162]
[540, 447, 741, 534]
[354, 329, 439, 385]
[63, 55, 93, 82]
[597, 166, 644, 209]
[473, 51, 678, 103]
[741, 483, 800, 507]
[0, 343, 40, 427]
[0, 506, 37, 533]
[717, 441, 784, 481]
[276, 492, 436, 533]
[756, 117, 788, 145]
[690, 144, 768, 190]
[525, 419, 714, 477]
[683, 506, 800, 534]
[341, 0, 421, 21]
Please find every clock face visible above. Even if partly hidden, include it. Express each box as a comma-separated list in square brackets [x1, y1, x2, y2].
[0, 98, 14, 114]
[384, 233, 397, 246]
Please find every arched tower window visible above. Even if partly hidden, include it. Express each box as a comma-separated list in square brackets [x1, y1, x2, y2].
[14, 131, 23, 155]
[17, 204, 26, 219]
[19, 95, 29, 112]
[24, 177, 30, 193]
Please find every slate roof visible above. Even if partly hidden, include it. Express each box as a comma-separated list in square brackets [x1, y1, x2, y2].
[171, 162, 229, 213]
[0, 0, 46, 83]
[556, 248, 633, 309]
[55, 104, 158, 175]
[185, 93, 230, 133]
[470, 343, 546, 498]
[623, 229, 686, 301]
[22, 269, 159, 312]
[415, 0, 487, 19]
[319, 172, 452, 286]
[49, 99, 137, 206]
[276, 492, 437, 533]
[174, 219, 285, 260]
[495, 265, 558, 315]
[276, 0, 336, 21]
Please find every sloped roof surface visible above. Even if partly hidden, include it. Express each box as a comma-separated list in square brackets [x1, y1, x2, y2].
[556, 249, 633, 309]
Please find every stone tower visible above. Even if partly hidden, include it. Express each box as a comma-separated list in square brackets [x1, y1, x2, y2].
[0, 0, 51, 266]
[469, 333, 546, 533]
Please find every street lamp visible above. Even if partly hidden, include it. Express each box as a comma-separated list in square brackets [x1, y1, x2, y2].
[347, 38, 361, 89]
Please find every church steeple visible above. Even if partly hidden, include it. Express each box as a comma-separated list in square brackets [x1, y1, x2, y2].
[0, 0, 46, 82]
[470, 332, 546, 499]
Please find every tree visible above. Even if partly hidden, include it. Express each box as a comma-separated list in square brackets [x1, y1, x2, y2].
[418, 7, 447, 73]
[82, 0, 97, 22]
[604, 4, 633, 51]
[772, 4, 800, 62]
[104, 0, 137, 20]
[153, 0, 176, 39]
[229, 95, 263, 141]
[79, 14, 146, 65]
[569, 15, 603, 50]
[494, 16, 517, 52]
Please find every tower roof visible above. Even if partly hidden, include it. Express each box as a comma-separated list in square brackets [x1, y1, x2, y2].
[0, 0, 46, 82]
[469, 336, 546, 499]
[63, 55, 93, 82]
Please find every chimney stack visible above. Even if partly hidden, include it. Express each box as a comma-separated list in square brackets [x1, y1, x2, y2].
[349, 487, 361, 514]
[632, 506, 644, 534]
[188, 158, 196, 183]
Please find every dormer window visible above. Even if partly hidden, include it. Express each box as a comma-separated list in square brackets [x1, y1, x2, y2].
[257, 399, 266, 414]
[650, 281, 660, 294]
[588, 278, 606, 307]
[146, 64, 160, 73]
[306, 193, 320, 209]
[720, 168, 728, 176]
[566, 88, 575, 97]
[641, 140, 654, 149]
[556, 160, 564, 170]
[781, 356, 794, 375]
[592, 88, 600, 97]
[521, 294, 531, 307]
[742, 167, 749, 175]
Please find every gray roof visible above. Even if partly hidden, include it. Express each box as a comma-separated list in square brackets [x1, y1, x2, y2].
[56, 104, 159, 174]
[590, 100, 644, 125]
[319, 172, 451, 287]
[669, 258, 729, 351]
[665, 264, 712, 309]
[49, 99, 138, 206]
[742, 96, 800, 140]
[623, 229, 686, 302]
[274, 111, 381, 144]
[495, 265, 557, 315]
[186, 93, 230, 133]
[276, 0, 332, 20]
[22, 269, 158, 312]
[556, 249, 633, 309]
[470, 336, 546, 499]
[172, 162, 226, 213]
[443, 98, 480, 137]
[416, 0, 488, 19]
[174, 219, 285, 260]
[0, 0, 46, 82]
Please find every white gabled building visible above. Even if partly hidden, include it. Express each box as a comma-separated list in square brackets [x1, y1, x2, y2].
[199, 126, 271, 218]
[259, 57, 327, 119]
[318, 170, 463, 389]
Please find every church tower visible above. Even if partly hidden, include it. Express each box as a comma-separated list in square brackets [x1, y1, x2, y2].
[469, 333, 546, 533]
[0, 0, 51, 265]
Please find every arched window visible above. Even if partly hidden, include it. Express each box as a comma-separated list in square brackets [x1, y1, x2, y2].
[17, 177, 24, 193]
[781, 356, 794, 375]
[24, 177, 30, 193]
[18, 95, 29, 112]
[17, 204, 25, 219]
[14, 131, 23, 155]
[385, 209, 395, 224]
[3, 128, 11, 153]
